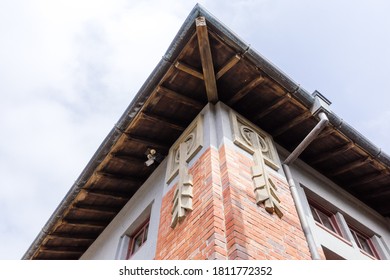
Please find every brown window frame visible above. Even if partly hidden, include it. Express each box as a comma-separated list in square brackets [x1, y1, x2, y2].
[349, 226, 380, 259]
[309, 201, 342, 236]
[126, 219, 150, 259]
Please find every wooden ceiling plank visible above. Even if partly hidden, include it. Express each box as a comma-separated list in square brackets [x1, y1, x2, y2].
[47, 234, 95, 242]
[227, 75, 265, 106]
[349, 170, 389, 188]
[40, 247, 87, 254]
[311, 142, 355, 165]
[110, 153, 145, 165]
[253, 94, 290, 122]
[196, 16, 218, 103]
[97, 171, 144, 185]
[63, 220, 107, 229]
[85, 189, 132, 201]
[175, 61, 204, 80]
[140, 112, 186, 131]
[330, 157, 371, 177]
[364, 186, 390, 200]
[158, 86, 204, 109]
[313, 127, 335, 141]
[272, 111, 311, 137]
[216, 54, 241, 80]
[125, 134, 170, 152]
[73, 205, 119, 215]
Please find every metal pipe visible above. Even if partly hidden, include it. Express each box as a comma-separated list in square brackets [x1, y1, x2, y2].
[282, 111, 329, 260]
[285, 112, 329, 165]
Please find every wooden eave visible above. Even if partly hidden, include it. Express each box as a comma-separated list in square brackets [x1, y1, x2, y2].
[24, 4, 390, 260]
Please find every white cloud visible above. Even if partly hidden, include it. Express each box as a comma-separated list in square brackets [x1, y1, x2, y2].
[0, 0, 389, 259]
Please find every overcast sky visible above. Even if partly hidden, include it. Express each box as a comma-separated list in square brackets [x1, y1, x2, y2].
[1, 0, 389, 259]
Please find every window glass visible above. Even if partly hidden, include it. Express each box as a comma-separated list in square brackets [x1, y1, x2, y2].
[309, 205, 321, 223]
[127, 220, 150, 259]
[309, 203, 338, 234]
[317, 210, 335, 232]
[350, 228, 377, 258]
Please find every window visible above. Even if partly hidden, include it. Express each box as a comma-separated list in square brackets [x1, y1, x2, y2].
[127, 219, 149, 259]
[309, 203, 341, 236]
[349, 227, 379, 259]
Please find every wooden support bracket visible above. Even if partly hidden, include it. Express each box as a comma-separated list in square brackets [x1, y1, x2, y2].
[196, 16, 218, 103]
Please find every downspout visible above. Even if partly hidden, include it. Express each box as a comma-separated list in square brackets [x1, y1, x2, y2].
[282, 91, 330, 260]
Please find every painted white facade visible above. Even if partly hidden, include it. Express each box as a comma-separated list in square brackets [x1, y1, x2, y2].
[80, 103, 390, 260]
[287, 150, 390, 260]
[80, 157, 167, 260]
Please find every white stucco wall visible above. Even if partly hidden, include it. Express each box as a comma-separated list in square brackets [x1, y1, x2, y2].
[281, 147, 390, 259]
[80, 158, 167, 260]
[80, 102, 389, 260]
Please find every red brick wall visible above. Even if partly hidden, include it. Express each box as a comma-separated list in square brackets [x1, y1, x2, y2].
[155, 147, 227, 259]
[155, 145, 312, 260]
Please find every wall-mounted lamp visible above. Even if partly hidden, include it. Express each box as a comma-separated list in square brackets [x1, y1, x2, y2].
[145, 148, 156, 166]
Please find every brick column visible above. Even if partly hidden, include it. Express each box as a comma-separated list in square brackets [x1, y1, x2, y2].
[155, 147, 227, 259]
[155, 105, 312, 260]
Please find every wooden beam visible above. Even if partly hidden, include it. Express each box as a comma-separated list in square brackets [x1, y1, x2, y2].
[85, 188, 132, 201]
[40, 246, 87, 254]
[314, 127, 335, 141]
[126, 134, 169, 152]
[110, 153, 145, 165]
[216, 54, 241, 79]
[63, 220, 107, 229]
[47, 234, 96, 242]
[368, 203, 390, 216]
[196, 16, 218, 103]
[140, 112, 185, 131]
[227, 76, 265, 106]
[310, 142, 355, 165]
[272, 111, 311, 137]
[329, 157, 371, 177]
[175, 61, 203, 80]
[348, 170, 389, 188]
[158, 86, 204, 109]
[73, 204, 119, 215]
[364, 185, 390, 200]
[97, 171, 144, 185]
[253, 94, 290, 122]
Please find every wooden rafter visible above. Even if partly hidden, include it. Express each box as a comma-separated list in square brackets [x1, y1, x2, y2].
[175, 61, 203, 80]
[47, 234, 95, 241]
[329, 157, 371, 177]
[227, 76, 265, 106]
[216, 54, 241, 79]
[97, 171, 144, 185]
[83, 189, 132, 201]
[140, 112, 185, 131]
[310, 142, 355, 165]
[348, 170, 389, 188]
[72, 205, 119, 215]
[110, 153, 145, 165]
[364, 185, 390, 200]
[272, 111, 311, 137]
[158, 86, 204, 109]
[313, 127, 335, 141]
[253, 94, 290, 122]
[196, 16, 218, 103]
[63, 220, 107, 229]
[40, 246, 87, 254]
[125, 134, 169, 152]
